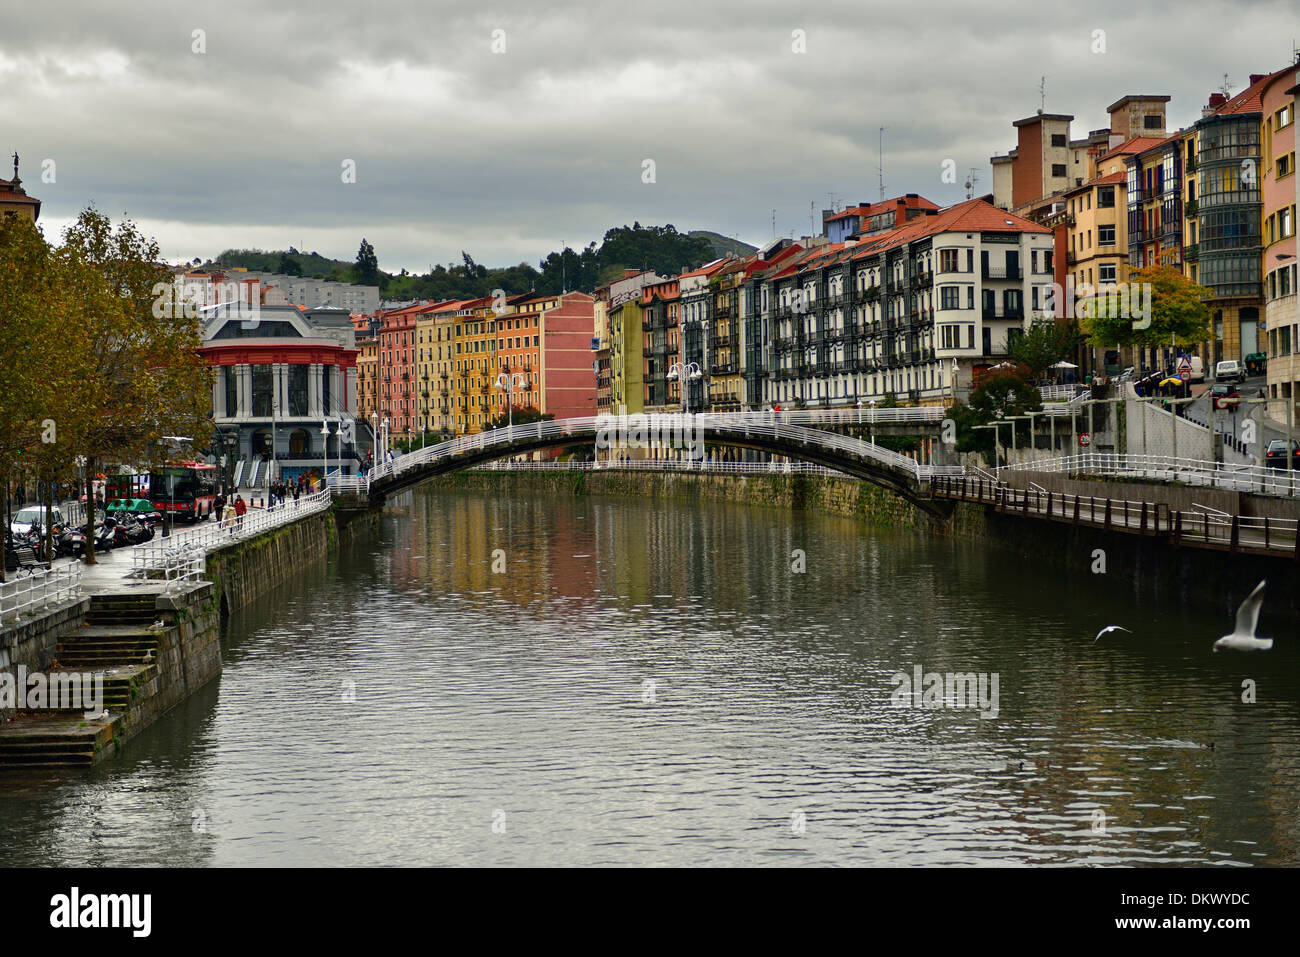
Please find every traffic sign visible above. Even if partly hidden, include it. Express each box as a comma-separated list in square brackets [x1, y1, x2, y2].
[1078, 432, 1092, 447]
[1177, 356, 1192, 374]
[1179, 370, 1191, 382]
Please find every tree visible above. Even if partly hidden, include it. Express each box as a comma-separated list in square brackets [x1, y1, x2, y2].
[57, 209, 213, 563]
[485, 406, 552, 430]
[1009, 320, 1084, 379]
[276, 252, 302, 276]
[946, 371, 1043, 458]
[354, 239, 380, 286]
[1082, 265, 1213, 349]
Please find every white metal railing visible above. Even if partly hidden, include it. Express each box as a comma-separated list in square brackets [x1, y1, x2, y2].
[473, 459, 851, 477]
[363, 413, 959, 487]
[0, 563, 83, 624]
[996, 452, 1300, 498]
[1038, 384, 1084, 402]
[129, 487, 332, 580]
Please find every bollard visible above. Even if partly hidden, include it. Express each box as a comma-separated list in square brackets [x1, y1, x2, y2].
[1229, 515, 1239, 554]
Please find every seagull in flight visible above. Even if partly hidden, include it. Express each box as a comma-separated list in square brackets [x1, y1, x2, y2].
[1094, 625, 1132, 642]
[1214, 581, 1272, 652]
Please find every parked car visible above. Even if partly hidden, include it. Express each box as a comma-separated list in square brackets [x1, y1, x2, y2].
[1209, 383, 1240, 409]
[9, 505, 64, 538]
[1264, 439, 1300, 469]
[1188, 356, 1205, 383]
[1215, 359, 1246, 384]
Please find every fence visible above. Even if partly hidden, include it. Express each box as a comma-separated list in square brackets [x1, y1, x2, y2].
[931, 474, 1300, 556]
[129, 487, 332, 581]
[473, 460, 850, 477]
[0, 563, 83, 624]
[996, 452, 1300, 498]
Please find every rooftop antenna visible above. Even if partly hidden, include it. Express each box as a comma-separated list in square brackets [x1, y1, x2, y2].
[771, 208, 777, 240]
[877, 127, 887, 202]
[964, 168, 980, 201]
[1039, 76, 1046, 114]
[1220, 74, 1232, 97]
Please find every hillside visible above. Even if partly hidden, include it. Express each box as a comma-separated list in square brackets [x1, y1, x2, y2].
[207, 248, 353, 280]
[689, 230, 758, 260]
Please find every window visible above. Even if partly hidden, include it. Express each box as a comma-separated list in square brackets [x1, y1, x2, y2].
[1098, 186, 1115, 208]
[940, 286, 960, 309]
[1051, 133, 1067, 148]
[1143, 114, 1162, 130]
[1052, 163, 1067, 177]
[1278, 104, 1293, 130]
[1099, 263, 1117, 284]
[1098, 224, 1116, 247]
[939, 248, 959, 273]
[1280, 153, 1294, 178]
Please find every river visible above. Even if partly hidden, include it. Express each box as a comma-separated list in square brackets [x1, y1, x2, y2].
[2, 484, 1298, 866]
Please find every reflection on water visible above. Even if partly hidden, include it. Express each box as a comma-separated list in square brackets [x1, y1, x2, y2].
[2, 485, 1298, 866]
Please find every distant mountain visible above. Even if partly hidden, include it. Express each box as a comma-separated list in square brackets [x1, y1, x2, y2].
[689, 231, 758, 260]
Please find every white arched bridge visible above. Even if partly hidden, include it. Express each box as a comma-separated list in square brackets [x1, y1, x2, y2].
[329, 409, 962, 516]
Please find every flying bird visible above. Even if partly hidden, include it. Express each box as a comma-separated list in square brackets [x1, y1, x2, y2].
[1093, 625, 1132, 642]
[1214, 581, 1272, 652]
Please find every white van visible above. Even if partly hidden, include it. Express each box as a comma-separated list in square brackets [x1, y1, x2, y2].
[1215, 359, 1245, 384]
[1188, 356, 1205, 383]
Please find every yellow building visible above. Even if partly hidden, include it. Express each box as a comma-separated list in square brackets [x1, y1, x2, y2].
[708, 260, 746, 411]
[609, 299, 645, 416]
[454, 297, 500, 435]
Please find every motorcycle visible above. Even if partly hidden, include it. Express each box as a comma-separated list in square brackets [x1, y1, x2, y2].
[92, 520, 118, 552]
[53, 523, 86, 558]
[119, 516, 153, 545]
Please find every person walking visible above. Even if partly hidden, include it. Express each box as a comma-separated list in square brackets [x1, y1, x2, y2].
[292, 482, 301, 505]
[233, 494, 247, 532]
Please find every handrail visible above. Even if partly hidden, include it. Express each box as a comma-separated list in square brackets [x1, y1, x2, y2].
[0, 563, 83, 624]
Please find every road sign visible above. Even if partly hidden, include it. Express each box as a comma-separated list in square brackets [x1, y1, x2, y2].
[1078, 432, 1092, 447]
[1214, 394, 1239, 411]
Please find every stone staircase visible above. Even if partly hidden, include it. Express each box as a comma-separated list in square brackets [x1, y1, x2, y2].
[0, 594, 165, 769]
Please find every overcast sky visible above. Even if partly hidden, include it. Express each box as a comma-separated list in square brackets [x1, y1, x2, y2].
[3, 0, 1296, 274]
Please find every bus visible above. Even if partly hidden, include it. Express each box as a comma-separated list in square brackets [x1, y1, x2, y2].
[150, 462, 218, 522]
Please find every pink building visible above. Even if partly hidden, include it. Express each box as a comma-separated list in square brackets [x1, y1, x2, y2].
[539, 292, 598, 420]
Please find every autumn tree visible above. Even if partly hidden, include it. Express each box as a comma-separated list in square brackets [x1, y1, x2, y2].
[1081, 265, 1213, 349]
[56, 209, 213, 562]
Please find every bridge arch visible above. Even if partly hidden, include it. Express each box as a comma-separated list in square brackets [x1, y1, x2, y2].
[346, 413, 957, 517]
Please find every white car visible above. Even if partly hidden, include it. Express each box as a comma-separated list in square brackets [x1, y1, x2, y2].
[1215, 359, 1245, 384]
[10, 505, 63, 537]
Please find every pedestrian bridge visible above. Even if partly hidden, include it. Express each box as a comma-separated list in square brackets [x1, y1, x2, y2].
[330, 410, 961, 516]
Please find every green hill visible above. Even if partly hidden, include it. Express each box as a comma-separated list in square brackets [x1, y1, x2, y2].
[689, 231, 757, 260]
[207, 248, 353, 280]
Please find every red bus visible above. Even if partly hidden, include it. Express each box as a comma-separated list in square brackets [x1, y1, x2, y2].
[150, 462, 218, 522]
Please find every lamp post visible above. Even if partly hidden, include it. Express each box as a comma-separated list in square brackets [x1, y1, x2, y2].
[868, 397, 877, 445]
[495, 370, 528, 429]
[320, 419, 332, 486]
[666, 361, 702, 464]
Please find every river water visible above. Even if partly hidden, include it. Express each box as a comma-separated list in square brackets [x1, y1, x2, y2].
[2, 485, 1298, 866]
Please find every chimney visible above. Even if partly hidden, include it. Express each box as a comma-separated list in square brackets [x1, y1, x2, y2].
[1249, 74, 1265, 85]
[1204, 92, 1227, 117]
[624, 268, 638, 277]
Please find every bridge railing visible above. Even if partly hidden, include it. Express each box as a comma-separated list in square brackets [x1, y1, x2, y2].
[364, 413, 959, 487]
[474, 459, 849, 477]
[0, 563, 83, 625]
[997, 452, 1300, 498]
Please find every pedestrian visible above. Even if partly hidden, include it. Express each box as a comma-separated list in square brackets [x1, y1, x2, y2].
[233, 494, 247, 531]
[292, 482, 301, 505]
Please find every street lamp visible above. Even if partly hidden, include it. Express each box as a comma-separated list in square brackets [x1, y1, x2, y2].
[495, 370, 528, 429]
[320, 419, 333, 486]
[666, 361, 702, 413]
[868, 397, 878, 445]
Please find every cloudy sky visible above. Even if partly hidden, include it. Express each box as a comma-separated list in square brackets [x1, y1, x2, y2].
[3, 0, 1296, 274]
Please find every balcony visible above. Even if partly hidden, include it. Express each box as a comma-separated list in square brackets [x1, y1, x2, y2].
[983, 265, 1022, 281]
[1066, 252, 1078, 266]
[1184, 199, 1198, 218]
[913, 270, 934, 287]
[1183, 243, 1199, 261]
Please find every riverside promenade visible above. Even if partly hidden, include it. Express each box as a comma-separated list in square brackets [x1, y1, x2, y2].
[0, 489, 334, 768]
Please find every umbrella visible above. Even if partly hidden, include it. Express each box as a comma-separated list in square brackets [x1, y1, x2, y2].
[1049, 360, 1078, 369]
[1157, 377, 1184, 387]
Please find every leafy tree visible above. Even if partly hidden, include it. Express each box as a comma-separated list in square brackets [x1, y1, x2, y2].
[58, 209, 213, 562]
[1009, 320, 1084, 379]
[1081, 265, 1212, 349]
[354, 238, 380, 286]
[276, 252, 302, 276]
[946, 372, 1043, 458]
[485, 406, 552, 430]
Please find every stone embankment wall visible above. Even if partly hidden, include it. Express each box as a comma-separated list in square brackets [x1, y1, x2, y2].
[204, 508, 335, 616]
[0, 596, 91, 723]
